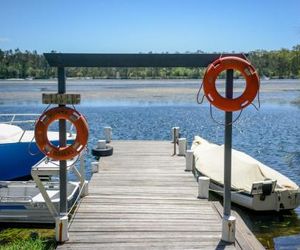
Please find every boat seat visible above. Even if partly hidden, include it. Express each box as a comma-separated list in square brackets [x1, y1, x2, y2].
[32, 190, 59, 202]
[31, 157, 77, 176]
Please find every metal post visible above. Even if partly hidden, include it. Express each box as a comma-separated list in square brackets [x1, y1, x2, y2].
[58, 67, 67, 215]
[222, 69, 236, 243]
[223, 69, 233, 216]
[173, 128, 176, 155]
[171, 127, 179, 155]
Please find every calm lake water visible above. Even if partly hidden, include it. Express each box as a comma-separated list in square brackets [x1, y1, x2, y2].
[0, 79, 300, 249]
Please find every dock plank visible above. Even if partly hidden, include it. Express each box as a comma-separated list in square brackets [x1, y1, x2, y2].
[58, 140, 263, 249]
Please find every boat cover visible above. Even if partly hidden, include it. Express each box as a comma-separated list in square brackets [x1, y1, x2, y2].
[192, 136, 299, 193]
[0, 123, 72, 144]
[0, 124, 23, 143]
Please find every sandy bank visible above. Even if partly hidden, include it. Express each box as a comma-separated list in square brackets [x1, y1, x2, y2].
[0, 79, 299, 105]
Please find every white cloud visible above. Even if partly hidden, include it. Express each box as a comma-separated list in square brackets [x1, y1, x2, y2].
[0, 37, 10, 42]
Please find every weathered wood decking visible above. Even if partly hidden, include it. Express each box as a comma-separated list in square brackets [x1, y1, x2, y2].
[58, 140, 264, 249]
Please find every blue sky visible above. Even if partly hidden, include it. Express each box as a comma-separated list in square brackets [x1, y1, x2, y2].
[0, 0, 299, 53]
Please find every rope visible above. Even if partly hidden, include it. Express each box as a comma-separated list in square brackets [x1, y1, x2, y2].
[71, 104, 77, 111]
[196, 81, 205, 104]
[28, 104, 52, 156]
[209, 104, 244, 126]
[67, 182, 86, 229]
[41, 104, 52, 115]
[27, 135, 41, 156]
[208, 188, 246, 194]
[250, 80, 261, 111]
[47, 153, 81, 168]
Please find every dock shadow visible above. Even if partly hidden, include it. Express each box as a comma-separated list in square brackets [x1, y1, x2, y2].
[215, 239, 234, 250]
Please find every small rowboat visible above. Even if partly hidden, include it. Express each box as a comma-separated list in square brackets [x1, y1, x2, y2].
[192, 136, 300, 211]
[0, 181, 80, 223]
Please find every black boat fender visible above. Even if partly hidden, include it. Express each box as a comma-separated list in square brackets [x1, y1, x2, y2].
[92, 145, 113, 158]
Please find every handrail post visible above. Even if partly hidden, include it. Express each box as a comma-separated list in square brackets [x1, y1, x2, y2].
[79, 150, 85, 187]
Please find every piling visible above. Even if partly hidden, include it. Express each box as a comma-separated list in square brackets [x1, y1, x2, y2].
[185, 150, 194, 171]
[178, 138, 187, 156]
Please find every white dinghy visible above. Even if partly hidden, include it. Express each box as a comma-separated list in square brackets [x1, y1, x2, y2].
[0, 181, 80, 224]
[0, 151, 87, 224]
[192, 136, 300, 211]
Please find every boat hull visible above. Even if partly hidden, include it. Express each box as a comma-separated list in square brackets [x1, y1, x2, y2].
[208, 177, 300, 211]
[0, 181, 80, 223]
[192, 136, 300, 212]
[0, 139, 74, 181]
[0, 142, 44, 180]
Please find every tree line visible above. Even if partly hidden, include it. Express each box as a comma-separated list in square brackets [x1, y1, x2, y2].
[0, 45, 299, 79]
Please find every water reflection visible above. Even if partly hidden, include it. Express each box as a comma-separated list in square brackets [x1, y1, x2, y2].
[209, 192, 300, 249]
[238, 206, 300, 249]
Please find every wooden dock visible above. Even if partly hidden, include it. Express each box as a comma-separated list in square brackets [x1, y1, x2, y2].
[58, 140, 264, 249]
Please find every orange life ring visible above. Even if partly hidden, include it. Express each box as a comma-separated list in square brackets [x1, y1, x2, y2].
[35, 107, 89, 160]
[203, 56, 259, 112]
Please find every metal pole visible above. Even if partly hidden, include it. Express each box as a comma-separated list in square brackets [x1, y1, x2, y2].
[223, 69, 233, 216]
[221, 69, 236, 243]
[173, 128, 176, 155]
[58, 67, 67, 215]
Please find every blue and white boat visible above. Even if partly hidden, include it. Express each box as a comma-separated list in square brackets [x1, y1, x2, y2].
[0, 115, 75, 181]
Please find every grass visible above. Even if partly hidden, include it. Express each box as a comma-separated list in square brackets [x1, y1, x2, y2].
[0, 238, 50, 250]
[0, 228, 56, 250]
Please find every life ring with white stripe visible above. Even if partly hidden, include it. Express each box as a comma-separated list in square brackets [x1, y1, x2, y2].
[203, 56, 259, 112]
[35, 107, 88, 160]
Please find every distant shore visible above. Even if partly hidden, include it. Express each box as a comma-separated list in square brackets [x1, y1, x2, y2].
[0, 79, 299, 106]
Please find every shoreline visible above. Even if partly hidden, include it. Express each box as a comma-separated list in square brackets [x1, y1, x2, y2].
[0, 79, 299, 106]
